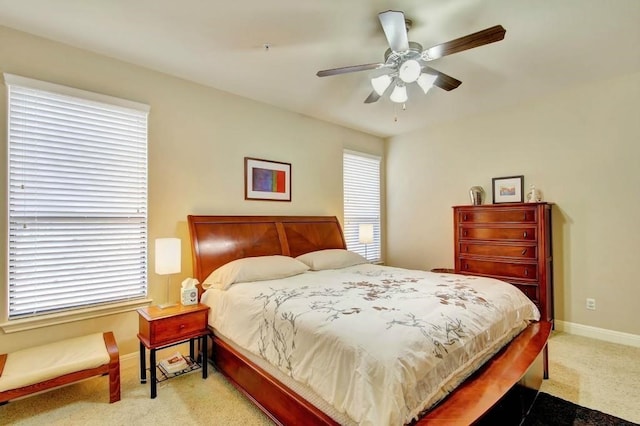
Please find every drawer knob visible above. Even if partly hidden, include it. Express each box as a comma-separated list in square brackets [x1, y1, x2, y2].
[179, 324, 185, 330]
[463, 230, 468, 237]
[465, 246, 469, 253]
[465, 263, 469, 270]
[523, 231, 528, 238]
[521, 248, 527, 255]
[463, 214, 468, 221]
[524, 268, 529, 276]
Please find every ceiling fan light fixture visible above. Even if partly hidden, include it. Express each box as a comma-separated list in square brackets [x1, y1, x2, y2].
[371, 74, 392, 96]
[398, 59, 421, 83]
[389, 84, 408, 103]
[417, 73, 438, 94]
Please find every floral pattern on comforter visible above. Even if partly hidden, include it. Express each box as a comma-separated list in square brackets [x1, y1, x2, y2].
[204, 264, 539, 426]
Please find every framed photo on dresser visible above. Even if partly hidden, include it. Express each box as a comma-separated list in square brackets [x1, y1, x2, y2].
[492, 175, 524, 203]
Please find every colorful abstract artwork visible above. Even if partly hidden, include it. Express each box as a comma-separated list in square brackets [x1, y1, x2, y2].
[245, 157, 291, 201]
[252, 167, 286, 193]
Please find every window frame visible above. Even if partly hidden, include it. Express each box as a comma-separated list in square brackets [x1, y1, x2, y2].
[3, 73, 151, 329]
[343, 149, 382, 263]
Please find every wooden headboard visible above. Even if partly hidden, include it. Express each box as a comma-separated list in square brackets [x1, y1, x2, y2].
[187, 215, 347, 294]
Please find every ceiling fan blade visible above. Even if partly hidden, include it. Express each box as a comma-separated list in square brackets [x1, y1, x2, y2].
[364, 91, 381, 104]
[423, 67, 462, 91]
[421, 25, 506, 61]
[316, 62, 384, 77]
[378, 10, 409, 53]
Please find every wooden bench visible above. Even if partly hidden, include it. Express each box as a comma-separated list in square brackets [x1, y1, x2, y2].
[0, 331, 120, 404]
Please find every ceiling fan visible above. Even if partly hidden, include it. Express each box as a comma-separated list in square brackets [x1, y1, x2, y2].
[316, 10, 506, 104]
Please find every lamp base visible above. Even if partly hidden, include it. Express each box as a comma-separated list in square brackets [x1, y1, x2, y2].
[157, 302, 177, 309]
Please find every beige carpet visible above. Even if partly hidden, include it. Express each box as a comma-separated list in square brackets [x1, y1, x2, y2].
[540, 331, 640, 424]
[2, 331, 639, 425]
[1, 361, 273, 425]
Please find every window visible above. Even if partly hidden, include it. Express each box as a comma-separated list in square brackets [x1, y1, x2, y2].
[5, 74, 149, 320]
[343, 150, 381, 262]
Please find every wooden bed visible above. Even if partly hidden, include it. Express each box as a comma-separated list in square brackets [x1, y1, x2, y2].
[187, 215, 551, 425]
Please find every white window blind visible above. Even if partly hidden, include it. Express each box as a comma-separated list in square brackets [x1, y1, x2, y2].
[343, 150, 381, 262]
[5, 74, 149, 319]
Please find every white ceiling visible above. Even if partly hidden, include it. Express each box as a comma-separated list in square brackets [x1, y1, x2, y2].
[1, 0, 639, 138]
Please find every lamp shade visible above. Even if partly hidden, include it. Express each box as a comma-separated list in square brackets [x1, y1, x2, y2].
[155, 238, 181, 275]
[371, 74, 392, 96]
[358, 224, 374, 244]
[417, 73, 438, 94]
[389, 84, 408, 103]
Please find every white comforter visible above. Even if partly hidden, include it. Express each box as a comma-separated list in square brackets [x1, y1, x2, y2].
[202, 264, 540, 425]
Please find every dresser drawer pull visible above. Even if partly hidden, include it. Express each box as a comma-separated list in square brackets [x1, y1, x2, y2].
[523, 231, 528, 238]
[465, 245, 469, 253]
[521, 248, 527, 255]
[463, 214, 468, 221]
[524, 268, 529, 276]
[179, 324, 186, 330]
[463, 230, 468, 237]
[523, 212, 527, 220]
[465, 263, 469, 270]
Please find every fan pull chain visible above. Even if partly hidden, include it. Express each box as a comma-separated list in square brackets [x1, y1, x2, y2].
[393, 102, 407, 122]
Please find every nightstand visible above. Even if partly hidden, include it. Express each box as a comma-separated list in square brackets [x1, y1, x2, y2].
[137, 303, 210, 398]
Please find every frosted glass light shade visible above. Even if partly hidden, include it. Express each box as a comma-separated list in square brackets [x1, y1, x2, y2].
[155, 238, 181, 275]
[371, 74, 392, 96]
[359, 224, 374, 244]
[399, 59, 421, 83]
[389, 85, 408, 103]
[417, 73, 438, 94]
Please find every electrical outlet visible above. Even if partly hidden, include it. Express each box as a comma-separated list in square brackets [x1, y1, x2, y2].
[586, 298, 596, 310]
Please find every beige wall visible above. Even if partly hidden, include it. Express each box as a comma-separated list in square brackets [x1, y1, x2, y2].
[0, 26, 384, 354]
[386, 71, 640, 336]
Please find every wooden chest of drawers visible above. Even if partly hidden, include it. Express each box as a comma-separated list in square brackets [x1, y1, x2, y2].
[454, 203, 553, 323]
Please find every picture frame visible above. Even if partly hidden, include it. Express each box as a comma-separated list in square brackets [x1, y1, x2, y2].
[244, 157, 291, 201]
[492, 175, 524, 203]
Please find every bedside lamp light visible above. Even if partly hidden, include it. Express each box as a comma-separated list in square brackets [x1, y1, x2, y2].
[155, 238, 181, 309]
[358, 224, 374, 261]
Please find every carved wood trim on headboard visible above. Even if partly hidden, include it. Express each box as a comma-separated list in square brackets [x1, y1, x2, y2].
[187, 215, 347, 296]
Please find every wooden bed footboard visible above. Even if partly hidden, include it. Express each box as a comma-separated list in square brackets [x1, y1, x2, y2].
[211, 322, 551, 425]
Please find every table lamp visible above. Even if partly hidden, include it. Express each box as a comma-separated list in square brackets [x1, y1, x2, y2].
[358, 224, 374, 261]
[155, 238, 181, 309]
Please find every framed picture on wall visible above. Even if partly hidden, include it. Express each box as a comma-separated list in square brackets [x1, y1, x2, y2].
[244, 157, 291, 201]
[492, 175, 524, 203]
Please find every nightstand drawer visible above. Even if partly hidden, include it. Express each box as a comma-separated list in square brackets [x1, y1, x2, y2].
[151, 312, 207, 345]
[137, 304, 209, 348]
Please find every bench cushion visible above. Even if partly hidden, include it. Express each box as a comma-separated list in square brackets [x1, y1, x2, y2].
[0, 333, 110, 392]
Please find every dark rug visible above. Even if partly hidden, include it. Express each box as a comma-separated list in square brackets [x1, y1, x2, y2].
[522, 392, 638, 426]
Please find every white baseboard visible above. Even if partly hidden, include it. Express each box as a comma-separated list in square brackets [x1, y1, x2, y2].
[555, 320, 640, 348]
[120, 352, 139, 369]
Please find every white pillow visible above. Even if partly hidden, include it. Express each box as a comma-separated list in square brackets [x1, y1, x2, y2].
[296, 249, 367, 271]
[202, 255, 309, 290]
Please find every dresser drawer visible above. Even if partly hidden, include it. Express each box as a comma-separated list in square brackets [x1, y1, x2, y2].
[459, 227, 536, 241]
[458, 259, 538, 281]
[510, 283, 539, 304]
[459, 242, 537, 259]
[457, 208, 537, 224]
